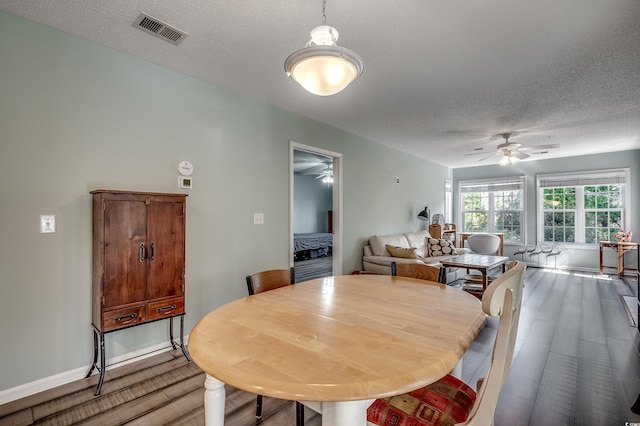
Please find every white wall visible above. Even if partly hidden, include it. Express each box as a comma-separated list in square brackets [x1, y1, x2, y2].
[453, 150, 640, 270]
[294, 174, 333, 233]
[0, 11, 451, 394]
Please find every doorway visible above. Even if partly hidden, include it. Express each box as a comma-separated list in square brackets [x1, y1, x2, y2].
[290, 142, 343, 282]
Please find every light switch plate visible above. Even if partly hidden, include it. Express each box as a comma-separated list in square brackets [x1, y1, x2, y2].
[253, 213, 264, 225]
[40, 215, 56, 233]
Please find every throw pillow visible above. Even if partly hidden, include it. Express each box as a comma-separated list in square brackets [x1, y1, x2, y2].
[427, 238, 458, 257]
[386, 245, 418, 259]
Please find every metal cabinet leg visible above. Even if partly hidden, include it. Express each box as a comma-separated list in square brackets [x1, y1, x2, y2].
[95, 332, 106, 396]
[85, 328, 99, 378]
[86, 328, 106, 396]
[170, 315, 192, 361]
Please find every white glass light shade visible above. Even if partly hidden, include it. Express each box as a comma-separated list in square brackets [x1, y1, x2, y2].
[285, 25, 363, 96]
[285, 46, 363, 96]
[499, 153, 519, 166]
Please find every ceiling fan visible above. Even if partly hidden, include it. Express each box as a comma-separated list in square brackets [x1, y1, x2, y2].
[315, 167, 334, 184]
[467, 132, 560, 165]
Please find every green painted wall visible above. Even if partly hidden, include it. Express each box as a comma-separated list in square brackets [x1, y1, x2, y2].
[0, 11, 450, 393]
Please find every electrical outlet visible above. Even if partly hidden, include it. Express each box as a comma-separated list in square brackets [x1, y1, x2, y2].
[253, 213, 264, 225]
[40, 215, 56, 233]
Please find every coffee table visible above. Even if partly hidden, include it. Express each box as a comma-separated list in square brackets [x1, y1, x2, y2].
[440, 254, 510, 292]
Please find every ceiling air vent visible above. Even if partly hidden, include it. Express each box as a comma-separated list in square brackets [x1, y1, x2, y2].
[133, 13, 187, 45]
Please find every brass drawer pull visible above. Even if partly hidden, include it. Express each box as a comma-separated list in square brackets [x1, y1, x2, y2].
[114, 313, 138, 324]
[156, 304, 176, 315]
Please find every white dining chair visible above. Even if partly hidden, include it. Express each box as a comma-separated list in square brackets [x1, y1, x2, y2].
[367, 261, 526, 426]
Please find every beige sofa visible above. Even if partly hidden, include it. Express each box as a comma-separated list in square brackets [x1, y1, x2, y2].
[362, 230, 469, 281]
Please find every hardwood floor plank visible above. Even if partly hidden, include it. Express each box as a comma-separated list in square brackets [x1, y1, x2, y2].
[530, 351, 578, 425]
[576, 340, 619, 426]
[0, 407, 32, 426]
[606, 336, 640, 423]
[76, 391, 171, 426]
[580, 282, 608, 345]
[549, 273, 582, 359]
[123, 387, 203, 426]
[33, 362, 201, 425]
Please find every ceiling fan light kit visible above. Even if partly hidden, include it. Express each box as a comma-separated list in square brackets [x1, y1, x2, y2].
[284, 1, 363, 96]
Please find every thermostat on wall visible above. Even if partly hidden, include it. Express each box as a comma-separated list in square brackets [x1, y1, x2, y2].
[179, 176, 192, 189]
[178, 161, 193, 176]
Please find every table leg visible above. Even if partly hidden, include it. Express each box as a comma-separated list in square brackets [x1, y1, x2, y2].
[599, 245, 604, 275]
[203, 374, 226, 426]
[321, 400, 375, 426]
[618, 245, 624, 278]
[481, 268, 488, 291]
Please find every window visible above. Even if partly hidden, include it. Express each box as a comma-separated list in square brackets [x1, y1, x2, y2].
[459, 176, 525, 243]
[444, 179, 452, 223]
[537, 169, 629, 245]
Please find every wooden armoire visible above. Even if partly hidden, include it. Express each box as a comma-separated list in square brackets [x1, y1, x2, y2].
[86, 190, 190, 395]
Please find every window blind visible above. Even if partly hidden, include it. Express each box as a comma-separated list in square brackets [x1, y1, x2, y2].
[459, 176, 525, 193]
[538, 169, 628, 188]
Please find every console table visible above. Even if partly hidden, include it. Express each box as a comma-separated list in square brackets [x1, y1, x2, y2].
[599, 241, 639, 278]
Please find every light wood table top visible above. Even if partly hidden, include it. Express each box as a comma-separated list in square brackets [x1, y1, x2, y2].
[189, 274, 486, 403]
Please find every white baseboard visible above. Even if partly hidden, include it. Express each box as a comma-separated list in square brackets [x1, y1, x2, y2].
[0, 335, 189, 406]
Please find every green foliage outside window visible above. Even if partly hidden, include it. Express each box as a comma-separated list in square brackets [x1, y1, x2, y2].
[542, 185, 623, 244]
[462, 188, 522, 241]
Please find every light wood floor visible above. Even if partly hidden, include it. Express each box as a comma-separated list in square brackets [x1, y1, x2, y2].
[1, 267, 639, 425]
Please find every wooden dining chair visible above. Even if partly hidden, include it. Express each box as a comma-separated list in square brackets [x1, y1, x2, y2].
[245, 267, 304, 426]
[391, 262, 446, 284]
[367, 261, 526, 426]
[246, 267, 295, 295]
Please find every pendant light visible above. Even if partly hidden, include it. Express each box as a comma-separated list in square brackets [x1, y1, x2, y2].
[284, 0, 364, 96]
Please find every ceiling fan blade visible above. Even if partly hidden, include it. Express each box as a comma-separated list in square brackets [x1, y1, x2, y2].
[474, 153, 499, 163]
[512, 150, 530, 159]
[465, 150, 499, 157]
[300, 164, 330, 175]
[520, 143, 560, 151]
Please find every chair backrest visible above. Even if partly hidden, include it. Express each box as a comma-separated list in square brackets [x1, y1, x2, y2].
[467, 233, 501, 255]
[463, 260, 526, 425]
[391, 262, 446, 284]
[246, 268, 294, 295]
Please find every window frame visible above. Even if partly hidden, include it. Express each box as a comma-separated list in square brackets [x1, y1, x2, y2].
[536, 168, 630, 247]
[458, 176, 526, 245]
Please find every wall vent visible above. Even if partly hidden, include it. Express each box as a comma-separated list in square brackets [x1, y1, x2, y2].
[133, 13, 187, 45]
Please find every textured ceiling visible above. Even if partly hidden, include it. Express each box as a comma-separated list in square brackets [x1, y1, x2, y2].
[1, 0, 639, 167]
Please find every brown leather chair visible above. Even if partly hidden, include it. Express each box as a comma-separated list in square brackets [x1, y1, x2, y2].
[391, 262, 446, 283]
[245, 267, 304, 425]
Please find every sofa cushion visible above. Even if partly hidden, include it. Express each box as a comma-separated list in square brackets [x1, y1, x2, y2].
[427, 238, 458, 257]
[369, 234, 410, 257]
[386, 245, 419, 259]
[404, 230, 431, 249]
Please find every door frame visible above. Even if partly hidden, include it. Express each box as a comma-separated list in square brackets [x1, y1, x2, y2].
[289, 141, 343, 276]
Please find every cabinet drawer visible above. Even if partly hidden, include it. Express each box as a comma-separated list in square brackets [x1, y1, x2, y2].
[103, 305, 146, 331]
[148, 297, 184, 320]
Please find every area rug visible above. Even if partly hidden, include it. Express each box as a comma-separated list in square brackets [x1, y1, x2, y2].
[621, 295, 638, 327]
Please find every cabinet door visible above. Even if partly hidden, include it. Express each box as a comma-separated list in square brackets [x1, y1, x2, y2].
[146, 200, 185, 300]
[103, 200, 148, 309]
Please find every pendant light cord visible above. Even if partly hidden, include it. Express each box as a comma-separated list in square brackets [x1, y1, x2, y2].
[322, 0, 327, 25]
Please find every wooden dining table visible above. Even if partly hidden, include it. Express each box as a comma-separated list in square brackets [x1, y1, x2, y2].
[188, 274, 487, 426]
